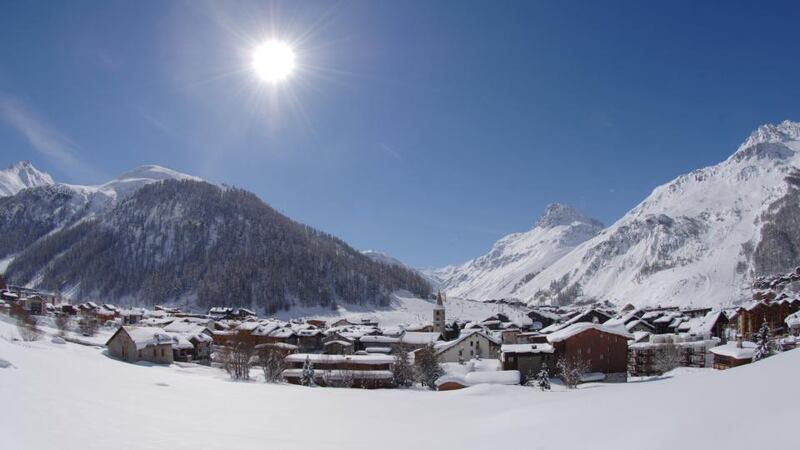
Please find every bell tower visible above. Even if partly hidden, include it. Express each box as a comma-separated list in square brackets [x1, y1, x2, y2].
[433, 291, 446, 335]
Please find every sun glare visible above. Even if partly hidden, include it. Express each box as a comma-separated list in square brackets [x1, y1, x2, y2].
[252, 40, 296, 83]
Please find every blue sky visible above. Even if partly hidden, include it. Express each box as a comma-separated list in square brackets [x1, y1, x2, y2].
[1, 1, 799, 268]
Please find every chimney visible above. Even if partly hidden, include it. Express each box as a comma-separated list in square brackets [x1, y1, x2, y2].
[736, 336, 743, 348]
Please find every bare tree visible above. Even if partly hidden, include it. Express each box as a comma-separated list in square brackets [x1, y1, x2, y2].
[653, 344, 682, 374]
[556, 355, 589, 389]
[257, 345, 286, 383]
[414, 344, 444, 390]
[391, 344, 414, 388]
[79, 317, 99, 337]
[225, 330, 256, 381]
[15, 306, 42, 342]
[54, 314, 70, 337]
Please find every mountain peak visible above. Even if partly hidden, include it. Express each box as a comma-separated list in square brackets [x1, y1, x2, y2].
[736, 120, 800, 153]
[535, 203, 603, 229]
[111, 164, 200, 183]
[0, 160, 54, 197]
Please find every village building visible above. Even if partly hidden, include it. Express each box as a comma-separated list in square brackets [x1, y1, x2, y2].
[500, 343, 555, 379]
[628, 334, 720, 376]
[786, 311, 800, 336]
[735, 299, 799, 339]
[323, 340, 354, 355]
[433, 292, 446, 335]
[282, 354, 395, 388]
[546, 323, 631, 382]
[539, 308, 612, 334]
[105, 326, 174, 364]
[433, 330, 500, 363]
[526, 309, 562, 330]
[709, 340, 756, 370]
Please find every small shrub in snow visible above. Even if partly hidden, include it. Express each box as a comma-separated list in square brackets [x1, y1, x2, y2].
[300, 356, 316, 386]
[535, 365, 551, 391]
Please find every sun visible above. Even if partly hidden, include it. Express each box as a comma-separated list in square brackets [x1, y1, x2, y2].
[252, 40, 296, 83]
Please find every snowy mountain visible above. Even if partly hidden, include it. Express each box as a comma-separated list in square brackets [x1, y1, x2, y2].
[0, 161, 53, 196]
[428, 203, 604, 301]
[0, 163, 200, 258]
[362, 250, 407, 268]
[512, 120, 800, 308]
[0, 163, 431, 311]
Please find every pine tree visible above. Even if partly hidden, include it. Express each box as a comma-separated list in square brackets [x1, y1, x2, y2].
[301, 356, 316, 386]
[535, 364, 551, 391]
[753, 319, 774, 361]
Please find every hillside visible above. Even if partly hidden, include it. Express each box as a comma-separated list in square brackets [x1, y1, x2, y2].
[436, 120, 800, 309]
[0, 166, 431, 312]
[428, 203, 603, 302]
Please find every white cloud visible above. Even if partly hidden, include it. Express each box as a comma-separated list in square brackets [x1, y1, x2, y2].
[0, 95, 89, 174]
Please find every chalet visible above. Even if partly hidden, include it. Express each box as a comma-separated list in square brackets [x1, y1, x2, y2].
[282, 354, 395, 388]
[296, 329, 324, 352]
[323, 340, 354, 355]
[208, 307, 233, 320]
[60, 304, 78, 316]
[710, 340, 756, 370]
[119, 309, 145, 325]
[628, 334, 720, 376]
[526, 309, 562, 330]
[546, 323, 631, 382]
[500, 343, 555, 379]
[106, 326, 174, 364]
[167, 332, 212, 363]
[735, 300, 799, 339]
[539, 308, 612, 334]
[433, 330, 500, 363]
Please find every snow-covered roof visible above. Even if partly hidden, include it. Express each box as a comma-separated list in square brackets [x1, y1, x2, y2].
[709, 342, 756, 360]
[285, 354, 394, 365]
[323, 340, 353, 347]
[500, 343, 554, 354]
[435, 370, 521, 388]
[282, 369, 393, 380]
[546, 323, 632, 343]
[400, 331, 441, 345]
[109, 326, 174, 350]
[785, 311, 800, 328]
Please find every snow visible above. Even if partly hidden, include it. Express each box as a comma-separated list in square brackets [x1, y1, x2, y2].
[428, 203, 603, 301]
[284, 354, 394, 365]
[709, 341, 757, 360]
[436, 370, 521, 388]
[0, 160, 53, 197]
[546, 322, 632, 343]
[1, 318, 799, 449]
[432, 121, 800, 309]
[500, 343, 554, 354]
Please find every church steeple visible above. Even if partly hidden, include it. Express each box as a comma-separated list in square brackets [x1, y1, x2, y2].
[433, 291, 446, 335]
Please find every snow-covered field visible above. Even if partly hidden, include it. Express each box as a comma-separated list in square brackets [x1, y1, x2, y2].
[1, 317, 797, 450]
[274, 292, 530, 327]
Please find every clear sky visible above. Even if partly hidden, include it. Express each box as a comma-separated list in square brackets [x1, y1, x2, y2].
[1, 1, 799, 268]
